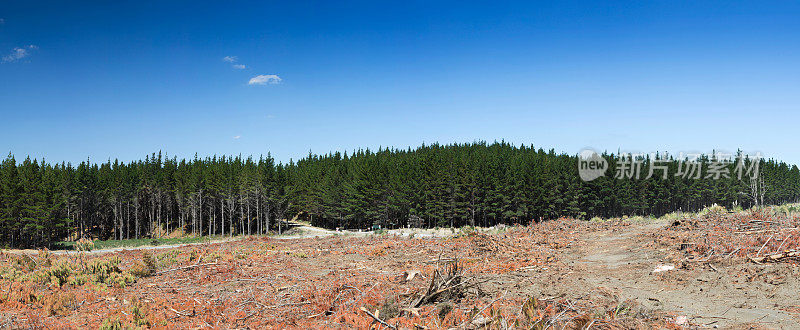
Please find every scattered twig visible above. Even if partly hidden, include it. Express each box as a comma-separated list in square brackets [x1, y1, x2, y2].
[155, 262, 218, 275]
[775, 233, 792, 253]
[236, 311, 258, 322]
[169, 307, 192, 317]
[456, 291, 506, 329]
[755, 234, 775, 257]
[265, 301, 311, 309]
[360, 307, 397, 329]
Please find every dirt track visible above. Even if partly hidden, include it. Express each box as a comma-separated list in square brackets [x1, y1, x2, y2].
[486, 218, 798, 328]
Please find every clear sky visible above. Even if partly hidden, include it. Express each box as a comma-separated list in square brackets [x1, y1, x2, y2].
[1, 1, 799, 165]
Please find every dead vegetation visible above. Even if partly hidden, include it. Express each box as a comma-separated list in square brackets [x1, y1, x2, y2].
[411, 257, 480, 308]
[654, 205, 800, 264]
[6, 211, 798, 328]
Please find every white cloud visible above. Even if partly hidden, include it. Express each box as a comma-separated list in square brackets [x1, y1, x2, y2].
[233, 135, 241, 140]
[223, 56, 247, 69]
[248, 74, 282, 85]
[0, 18, 5, 24]
[2, 45, 37, 63]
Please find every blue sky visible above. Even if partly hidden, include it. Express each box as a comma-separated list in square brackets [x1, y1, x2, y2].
[1, 1, 799, 165]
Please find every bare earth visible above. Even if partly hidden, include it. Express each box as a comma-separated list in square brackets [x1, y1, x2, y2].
[545, 219, 797, 328]
[3, 215, 799, 328]
[472, 220, 800, 329]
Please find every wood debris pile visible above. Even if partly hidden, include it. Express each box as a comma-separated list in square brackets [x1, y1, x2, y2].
[655, 206, 800, 264]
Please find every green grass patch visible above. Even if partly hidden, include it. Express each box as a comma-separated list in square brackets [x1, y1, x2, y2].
[52, 236, 213, 251]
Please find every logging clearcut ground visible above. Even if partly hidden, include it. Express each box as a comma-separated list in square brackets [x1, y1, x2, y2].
[2, 207, 799, 329]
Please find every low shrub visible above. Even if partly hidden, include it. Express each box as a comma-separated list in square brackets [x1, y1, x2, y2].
[6, 255, 137, 288]
[131, 298, 151, 327]
[130, 253, 157, 278]
[75, 237, 95, 252]
[698, 203, 727, 217]
[41, 291, 77, 316]
[99, 318, 124, 330]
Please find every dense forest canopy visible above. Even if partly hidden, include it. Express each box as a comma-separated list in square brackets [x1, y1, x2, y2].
[1, 142, 799, 248]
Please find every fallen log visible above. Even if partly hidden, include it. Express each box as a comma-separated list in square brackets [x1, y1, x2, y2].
[749, 250, 800, 263]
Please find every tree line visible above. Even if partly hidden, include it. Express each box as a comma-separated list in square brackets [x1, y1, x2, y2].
[1, 142, 799, 248]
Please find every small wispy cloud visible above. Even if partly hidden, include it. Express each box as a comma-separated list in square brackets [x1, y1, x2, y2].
[2, 45, 38, 63]
[223, 55, 248, 70]
[248, 74, 282, 85]
[0, 18, 5, 25]
[233, 135, 241, 140]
